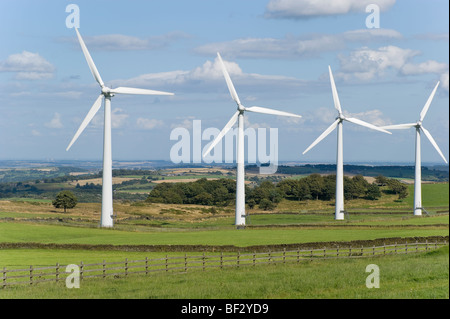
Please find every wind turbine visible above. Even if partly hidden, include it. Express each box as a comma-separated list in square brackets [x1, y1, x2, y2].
[381, 81, 447, 216]
[203, 52, 302, 227]
[302, 66, 391, 220]
[66, 28, 174, 228]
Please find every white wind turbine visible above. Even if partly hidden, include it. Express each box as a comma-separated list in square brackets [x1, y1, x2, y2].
[66, 28, 174, 228]
[203, 52, 302, 227]
[381, 81, 447, 216]
[303, 66, 391, 220]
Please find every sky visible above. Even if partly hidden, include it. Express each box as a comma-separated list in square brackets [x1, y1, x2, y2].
[0, 0, 448, 166]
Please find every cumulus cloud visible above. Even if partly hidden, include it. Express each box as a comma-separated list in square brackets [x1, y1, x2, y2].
[45, 113, 63, 129]
[265, 0, 396, 19]
[195, 29, 402, 59]
[337, 46, 419, 81]
[111, 56, 297, 92]
[0, 51, 55, 80]
[336, 45, 449, 87]
[136, 118, 164, 130]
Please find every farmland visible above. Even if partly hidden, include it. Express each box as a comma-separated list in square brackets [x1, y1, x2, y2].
[0, 163, 448, 300]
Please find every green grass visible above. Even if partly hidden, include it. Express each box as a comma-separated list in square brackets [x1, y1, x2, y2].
[1, 246, 447, 299]
[0, 221, 447, 248]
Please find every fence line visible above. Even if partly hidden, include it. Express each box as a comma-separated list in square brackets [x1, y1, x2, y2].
[1, 240, 447, 288]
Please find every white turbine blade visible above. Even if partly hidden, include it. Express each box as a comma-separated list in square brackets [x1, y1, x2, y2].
[419, 81, 440, 122]
[217, 52, 241, 105]
[203, 111, 239, 157]
[245, 106, 302, 118]
[303, 119, 340, 155]
[345, 117, 392, 134]
[111, 87, 174, 96]
[75, 28, 105, 87]
[328, 66, 342, 115]
[380, 123, 417, 130]
[421, 126, 448, 164]
[66, 94, 103, 151]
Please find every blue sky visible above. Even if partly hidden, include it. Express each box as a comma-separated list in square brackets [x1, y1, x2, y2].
[0, 0, 448, 165]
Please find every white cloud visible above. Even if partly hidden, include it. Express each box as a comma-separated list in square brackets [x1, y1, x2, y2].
[112, 56, 296, 92]
[45, 113, 63, 129]
[111, 108, 129, 128]
[400, 61, 449, 76]
[265, 0, 396, 19]
[440, 72, 449, 92]
[336, 46, 449, 85]
[195, 29, 402, 59]
[62, 31, 190, 51]
[0, 51, 55, 80]
[136, 118, 164, 130]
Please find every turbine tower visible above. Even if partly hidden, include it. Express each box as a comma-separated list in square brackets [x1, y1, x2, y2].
[203, 52, 302, 227]
[303, 66, 391, 220]
[381, 82, 447, 216]
[66, 28, 174, 227]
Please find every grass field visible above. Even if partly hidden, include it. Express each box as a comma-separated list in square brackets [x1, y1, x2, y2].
[1, 246, 448, 299]
[0, 180, 448, 299]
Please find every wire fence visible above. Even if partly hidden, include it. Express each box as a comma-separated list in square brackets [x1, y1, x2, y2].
[1, 240, 447, 288]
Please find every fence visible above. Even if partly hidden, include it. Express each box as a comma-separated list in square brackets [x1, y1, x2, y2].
[1, 240, 447, 288]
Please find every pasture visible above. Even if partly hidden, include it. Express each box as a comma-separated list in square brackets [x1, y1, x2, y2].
[0, 169, 448, 299]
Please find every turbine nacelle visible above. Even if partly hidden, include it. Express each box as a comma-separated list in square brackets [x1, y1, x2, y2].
[101, 87, 114, 97]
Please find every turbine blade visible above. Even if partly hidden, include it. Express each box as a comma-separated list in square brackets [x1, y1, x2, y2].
[111, 87, 174, 96]
[217, 52, 241, 105]
[203, 111, 239, 157]
[419, 81, 440, 122]
[303, 119, 340, 155]
[328, 66, 342, 115]
[66, 94, 103, 151]
[421, 126, 448, 164]
[245, 106, 302, 118]
[380, 123, 417, 130]
[345, 117, 392, 134]
[75, 28, 105, 87]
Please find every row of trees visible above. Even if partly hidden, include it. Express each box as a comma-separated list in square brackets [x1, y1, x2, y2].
[145, 174, 409, 210]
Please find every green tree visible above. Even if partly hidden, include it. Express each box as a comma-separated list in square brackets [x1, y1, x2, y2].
[366, 183, 382, 200]
[259, 198, 275, 211]
[52, 190, 78, 213]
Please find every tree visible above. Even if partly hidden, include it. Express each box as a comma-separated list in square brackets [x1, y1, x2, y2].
[52, 190, 78, 213]
[259, 198, 275, 211]
[366, 183, 382, 200]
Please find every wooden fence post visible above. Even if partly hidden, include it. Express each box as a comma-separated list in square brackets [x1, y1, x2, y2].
[253, 252, 256, 266]
[125, 258, 128, 277]
[103, 260, 106, 278]
[165, 255, 168, 272]
[202, 253, 205, 271]
[80, 261, 84, 281]
[56, 263, 60, 283]
[237, 252, 240, 268]
[2, 267, 6, 288]
[283, 248, 286, 264]
[145, 257, 148, 275]
[220, 252, 223, 269]
[184, 254, 187, 272]
[29, 265, 33, 285]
